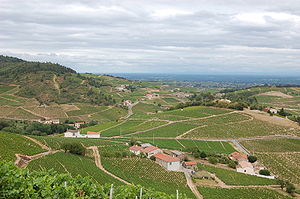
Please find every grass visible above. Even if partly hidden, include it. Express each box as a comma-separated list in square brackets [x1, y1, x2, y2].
[91, 106, 127, 121]
[132, 103, 161, 115]
[134, 122, 198, 137]
[166, 106, 231, 118]
[198, 163, 278, 186]
[162, 97, 180, 103]
[27, 152, 123, 185]
[0, 131, 46, 162]
[32, 136, 121, 150]
[66, 104, 107, 116]
[101, 155, 194, 198]
[137, 139, 236, 154]
[197, 187, 292, 199]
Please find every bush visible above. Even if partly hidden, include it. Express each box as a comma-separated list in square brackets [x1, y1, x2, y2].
[259, 169, 270, 176]
[286, 182, 296, 194]
[248, 155, 257, 163]
[200, 151, 207, 159]
[228, 160, 237, 169]
[150, 156, 156, 161]
[208, 157, 218, 164]
[61, 143, 86, 156]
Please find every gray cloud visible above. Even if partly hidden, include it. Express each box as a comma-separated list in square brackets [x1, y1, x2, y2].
[0, 0, 300, 75]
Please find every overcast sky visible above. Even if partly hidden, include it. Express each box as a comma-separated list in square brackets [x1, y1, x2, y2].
[1, 0, 300, 75]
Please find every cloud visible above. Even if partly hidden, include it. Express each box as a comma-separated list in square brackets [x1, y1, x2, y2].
[0, 0, 300, 75]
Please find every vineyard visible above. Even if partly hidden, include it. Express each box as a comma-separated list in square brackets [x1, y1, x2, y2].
[27, 152, 123, 185]
[136, 139, 236, 154]
[197, 187, 293, 199]
[0, 85, 16, 94]
[241, 139, 300, 153]
[0, 131, 46, 162]
[101, 155, 194, 198]
[32, 136, 121, 150]
[198, 164, 278, 186]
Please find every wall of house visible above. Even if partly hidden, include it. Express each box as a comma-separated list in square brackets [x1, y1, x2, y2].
[167, 161, 181, 171]
[237, 167, 255, 175]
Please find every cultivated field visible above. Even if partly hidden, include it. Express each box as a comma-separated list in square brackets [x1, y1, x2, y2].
[137, 139, 236, 154]
[27, 152, 122, 185]
[198, 187, 293, 199]
[0, 131, 46, 162]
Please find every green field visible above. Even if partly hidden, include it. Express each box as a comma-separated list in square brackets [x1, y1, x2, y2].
[32, 136, 122, 150]
[66, 104, 107, 116]
[198, 164, 278, 186]
[198, 187, 292, 199]
[132, 102, 162, 115]
[137, 139, 236, 154]
[134, 122, 197, 137]
[27, 152, 122, 185]
[91, 106, 127, 121]
[0, 131, 46, 162]
[80, 121, 122, 134]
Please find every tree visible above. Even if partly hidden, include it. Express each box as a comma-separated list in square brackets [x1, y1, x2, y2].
[199, 151, 207, 159]
[62, 143, 85, 156]
[277, 179, 285, 190]
[286, 182, 296, 194]
[259, 169, 270, 176]
[208, 157, 218, 164]
[248, 155, 257, 163]
[228, 160, 237, 169]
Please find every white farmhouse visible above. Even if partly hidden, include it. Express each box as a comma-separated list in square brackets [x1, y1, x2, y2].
[86, 131, 101, 138]
[64, 129, 81, 138]
[154, 153, 181, 171]
[236, 161, 255, 175]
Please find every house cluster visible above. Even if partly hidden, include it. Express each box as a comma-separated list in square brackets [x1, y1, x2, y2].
[129, 143, 197, 172]
[263, 108, 278, 114]
[146, 93, 160, 100]
[38, 119, 60, 124]
[229, 152, 274, 179]
[64, 129, 100, 138]
[115, 85, 129, 92]
[123, 100, 132, 107]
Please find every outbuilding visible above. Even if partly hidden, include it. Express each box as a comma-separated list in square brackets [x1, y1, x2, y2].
[154, 153, 181, 171]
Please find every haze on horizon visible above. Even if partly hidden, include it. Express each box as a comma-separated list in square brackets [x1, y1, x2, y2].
[1, 0, 300, 75]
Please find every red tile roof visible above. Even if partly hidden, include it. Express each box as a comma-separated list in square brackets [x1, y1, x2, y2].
[141, 146, 159, 153]
[129, 145, 143, 151]
[154, 153, 180, 162]
[184, 161, 197, 166]
[87, 131, 99, 135]
[230, 152, 247, 160]
[75, 122, 85, 124]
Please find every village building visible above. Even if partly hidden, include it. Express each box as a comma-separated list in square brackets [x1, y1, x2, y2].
[141, 146, 163, 158]
[140, 143, 152, 148]
[39, 119, 60, 124]
[154, 153, 181, 171]
[229, 152, 248, 162]
[182, 161, 198, 171]
[86, 131, 101, 138]
[146, 93, 160, 100]
[123, 100, 132, 106]
[116, 85, 128, 92]
[129, 145, 143, 155]
[219, 99, 231, 103]
[169, 150, 185, 161]
[172, 92, 191, 98]
[236, 161, 255, 175]
[74, 122, 85, 129]
[263, 108, 277, 114]
[64, 129, 81, 138]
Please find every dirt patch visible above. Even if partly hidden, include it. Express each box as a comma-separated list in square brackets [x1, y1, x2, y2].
[241, 109, 300, 129]
[257, 91, 293, 98]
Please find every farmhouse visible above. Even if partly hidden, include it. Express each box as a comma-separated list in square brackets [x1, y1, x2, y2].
[146, 93, 160, 100]
[183, 161, 198, 171]
[263, 108, 278, 114]
[74, 122, 85, 129]
[229, 152, 248, 162]
[141, 146, 163, 158]
[86, 131, 100, 138]
[236, 161, 255, 175]
[169, 150, 185, 161]
[154, 153, 181, 171]
[39, 119, 60, 124]
[129, 145, 143, 155]
[64, 129, 80, 137]
[140, 143, 152, 148]
[64, 130, 100, 138]
[116, 85, 128, 92]
[123, 100, 132, 106]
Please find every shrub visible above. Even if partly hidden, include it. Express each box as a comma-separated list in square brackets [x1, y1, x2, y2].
[248, 155, 257, 163]
[228, 160, 237, 169]
[61, 143, 86, 156]
[208, 157, 218, 164]
[150, 156, 156, 161]
[200, 151, 207, 159]
[259, 169, 270, 176]
[286, 182, 296, 194]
